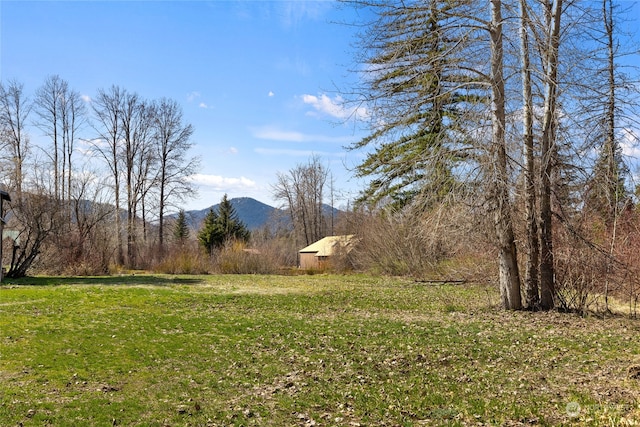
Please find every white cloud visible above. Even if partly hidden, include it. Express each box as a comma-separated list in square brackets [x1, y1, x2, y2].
[253, 126, 307, 142]
[199, 102, 209, 109]
[268, 91, 275, 97]
[79, 137, 109, 153]
[228, 147, 238, 155]
[187, 91, 201, 102]
[621, 127, 640, 158]
[255, 148, 331, 157]
[302, 93, 369, 121]
[188, 174, 256, 190]
[279, 1, 331, 28]
[81, 94, 92, 103]
[275, 56, 310, 76]
[251, 125, 355, 144]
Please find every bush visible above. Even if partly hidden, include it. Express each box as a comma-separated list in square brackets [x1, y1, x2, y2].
[213, 240, 279, 274]
[554, 236, 604, 314]
[154, 242, 209, 274]
[552, 211, 640, 316]
[346, 203, 488, 280]
[34, 228, 113, 276]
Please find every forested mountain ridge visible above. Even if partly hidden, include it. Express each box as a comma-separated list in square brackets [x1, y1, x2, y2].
[178, 197, 340, 231]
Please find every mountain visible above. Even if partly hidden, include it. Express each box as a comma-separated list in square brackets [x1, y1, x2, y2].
[184, 197, 280, 230]
[181, 197, 341, 231]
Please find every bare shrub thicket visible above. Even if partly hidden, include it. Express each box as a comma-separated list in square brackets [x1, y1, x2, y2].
[37, 227, 113, 276]
[553, 224, 609, 314]
[612, 215, 640, 317]
[153, 241, 209, 274]
[552, 210, 640, 315]
[250, 228, 299, 268]
[325, 240, 357, 273]
[346, 204, 492, 280]
[211, 238, 295, 274]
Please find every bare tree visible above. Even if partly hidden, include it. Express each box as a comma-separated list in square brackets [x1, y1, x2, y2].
[273, 155, 329, 247]
[519, 0, 540, 309]
[62, 162, 115, 274]
[120, 92, 155, 268]
[91, 85, 125, 265]
[5, 165, 63, 278]
[91, 88, 197, 267]
[489, 0, 522, 309]
[536, 0, 563, 310]
[152, 97, 198, 254]
[33, 75, 67, 201]
[0, 80, 69, 277]
[35, 76, 85, 221]
[0, 79, 31, 196]
[60, 87, 86, 215]
[583, 0, 636, 218]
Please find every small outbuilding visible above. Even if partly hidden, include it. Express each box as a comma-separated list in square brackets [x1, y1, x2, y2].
[298, 235, 356, 269]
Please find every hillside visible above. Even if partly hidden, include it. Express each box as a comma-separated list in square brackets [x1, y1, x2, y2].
[184, 197, 278, 230]
[182, 197, 340, 231]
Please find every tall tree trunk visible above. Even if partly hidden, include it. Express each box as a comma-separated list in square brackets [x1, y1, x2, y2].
[491, 0, 522, 310]
[158, 169, 166, 255]
[520, 0, 540, 309]
[603, 0, 618, 310]
[91, 86, 125, 266]
[53, 101, 59, 202]
[539, 0, 563, 310]
[127, 159, 136, 269]
[115, 178, 124, 265]
[604, 0, 617, 218]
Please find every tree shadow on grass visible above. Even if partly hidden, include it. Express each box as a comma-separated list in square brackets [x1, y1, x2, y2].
[2, 275, 205, 287]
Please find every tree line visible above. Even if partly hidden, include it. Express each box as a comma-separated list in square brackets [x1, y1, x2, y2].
[2, 0, 639, 314]
[344, 0, 640, 310]
[0, 76, 199, 276]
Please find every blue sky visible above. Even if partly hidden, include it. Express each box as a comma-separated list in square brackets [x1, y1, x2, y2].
[2, 1, 640, 213]
[0, 1, 369, 211]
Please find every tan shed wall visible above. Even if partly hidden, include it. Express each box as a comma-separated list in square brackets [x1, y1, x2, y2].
[299, 252, 319, 269]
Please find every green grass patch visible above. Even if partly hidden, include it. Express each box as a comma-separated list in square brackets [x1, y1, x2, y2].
[1, 274, 639, 426]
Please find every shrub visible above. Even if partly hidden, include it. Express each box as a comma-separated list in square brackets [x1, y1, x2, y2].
[154, 242, 209, 275]
[34, 228, 113, 276]
[552, 212, 638, 315]
[347, 203, 487, 280]
[211, 239, 292, 274]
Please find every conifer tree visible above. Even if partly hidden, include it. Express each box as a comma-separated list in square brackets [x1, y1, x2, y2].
[197, 195, 249, 254]
[349, 0, 473, 210]
[173, 209, 189, 244]
[198, 208, 222, 255]
[216, 194, 250, 243]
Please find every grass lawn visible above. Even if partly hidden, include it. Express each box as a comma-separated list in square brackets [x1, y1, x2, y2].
[1, 274, 639, 426]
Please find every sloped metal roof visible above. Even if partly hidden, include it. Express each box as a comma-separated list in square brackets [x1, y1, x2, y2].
[2, 229, 20, 244]
[299, 235, 356, 257]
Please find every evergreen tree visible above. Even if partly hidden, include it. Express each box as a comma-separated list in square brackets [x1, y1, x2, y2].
[349, 0, 475, 210]
[173, 209, 189, 244]
[585, 132, 629, 221]
[582, 0, 633, 223]
[197, 195, 250, 254]
[216, 194, 250, 243]
[198, 208, 223, 254]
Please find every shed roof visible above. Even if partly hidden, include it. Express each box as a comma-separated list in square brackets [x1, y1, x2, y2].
[2, 229, 20, 244]
[299, 235, 355, 257]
